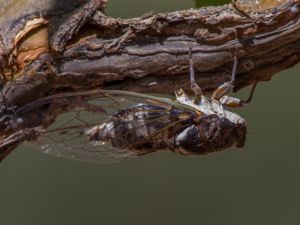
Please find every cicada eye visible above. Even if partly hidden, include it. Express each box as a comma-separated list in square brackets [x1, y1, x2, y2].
[175, 125, 203, 153]
[220, 117, 247, 148]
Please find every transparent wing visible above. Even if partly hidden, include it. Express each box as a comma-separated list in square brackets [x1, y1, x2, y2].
[27, 110, 137, 164]
[21, 90, 192, 164]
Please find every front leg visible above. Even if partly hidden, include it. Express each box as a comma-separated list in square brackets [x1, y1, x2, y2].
[188, 47, 203, 103]
[219, 81, 258, 108]
[212, 55, 238, 100]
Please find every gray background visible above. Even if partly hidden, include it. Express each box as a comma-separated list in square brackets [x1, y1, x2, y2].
[1, 1, 300, 225]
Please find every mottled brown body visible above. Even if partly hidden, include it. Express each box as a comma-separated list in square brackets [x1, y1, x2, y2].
[87, 103, 247, 156]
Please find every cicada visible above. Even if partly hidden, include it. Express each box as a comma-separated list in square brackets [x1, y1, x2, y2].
[15, 50, 257, 164]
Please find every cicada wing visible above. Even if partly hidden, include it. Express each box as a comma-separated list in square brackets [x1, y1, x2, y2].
[24, 91, 179, 164]
[29, 125, 138, 164]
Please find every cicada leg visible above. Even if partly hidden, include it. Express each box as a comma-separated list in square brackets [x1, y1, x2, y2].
[212, 55, 258, 108]
[219, 81, 257, 108]
[212, 55, 238, 100]
[188, 47, 203, 103]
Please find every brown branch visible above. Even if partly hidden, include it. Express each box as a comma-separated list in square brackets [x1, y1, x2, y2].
[0, 0, 300, 161]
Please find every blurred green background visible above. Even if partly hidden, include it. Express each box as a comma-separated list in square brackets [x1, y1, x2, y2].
[1, 0, 300, 225]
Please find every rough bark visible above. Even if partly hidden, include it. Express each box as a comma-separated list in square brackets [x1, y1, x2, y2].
[0, 0, 300, 161]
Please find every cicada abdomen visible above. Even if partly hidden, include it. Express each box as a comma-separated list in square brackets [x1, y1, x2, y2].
[85, 104, 192, 154]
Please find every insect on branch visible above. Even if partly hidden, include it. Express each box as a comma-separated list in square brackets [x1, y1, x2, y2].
[0, 0, 300, 161]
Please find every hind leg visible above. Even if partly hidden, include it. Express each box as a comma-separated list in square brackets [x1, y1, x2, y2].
[212, 55, 258, 108]
[219, 81, 258, 108]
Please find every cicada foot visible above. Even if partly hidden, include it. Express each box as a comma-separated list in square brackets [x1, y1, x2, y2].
[231, 0, 258, 33]
[212, 54, 258, 108]
[49, 0, 108, 53]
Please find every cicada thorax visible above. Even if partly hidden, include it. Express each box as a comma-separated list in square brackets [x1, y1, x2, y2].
[175, 114, 247, 155]
[85, 104, 194, 154]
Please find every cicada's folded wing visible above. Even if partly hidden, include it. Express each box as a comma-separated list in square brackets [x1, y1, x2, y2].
[22, 90, 192, 164]
[33, 123, 138, 164]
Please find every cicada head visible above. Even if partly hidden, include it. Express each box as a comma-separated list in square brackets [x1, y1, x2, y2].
[219, 115, 247, 148]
